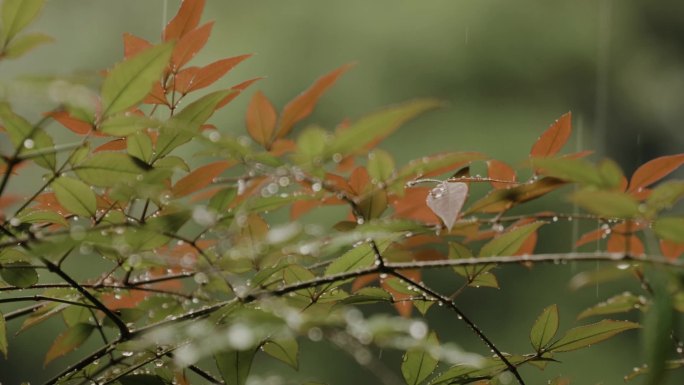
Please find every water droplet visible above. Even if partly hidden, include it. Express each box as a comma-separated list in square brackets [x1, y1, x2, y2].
[121, 351, 134, 357]
[616, 263, 630, 270]
[23, 139, 35, 149]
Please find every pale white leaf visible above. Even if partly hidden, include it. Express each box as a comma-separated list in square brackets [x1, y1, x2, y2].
[426, 181, 468, 231]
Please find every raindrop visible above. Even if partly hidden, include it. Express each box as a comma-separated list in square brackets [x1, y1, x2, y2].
[23, 139, 35, 149]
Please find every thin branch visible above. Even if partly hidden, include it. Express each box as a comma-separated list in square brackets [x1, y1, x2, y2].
[385, 252, 684, 270]
[41, 257, 130, 338]
[44, 343, 118, 385]
[389, 269, 526, 385]
[0, 295, 99, 309]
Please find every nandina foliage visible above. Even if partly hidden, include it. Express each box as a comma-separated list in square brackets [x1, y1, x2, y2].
[1, 1, 684, 385]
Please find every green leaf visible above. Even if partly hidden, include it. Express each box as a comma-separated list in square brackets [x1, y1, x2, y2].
[0, 0, 44, 43]
[118, 375, 169, 385]
[547, 320, 639, 352]
[16, 210, 68, 227]
[468, 271, 499, 289]
[532, 157, 614, 188]
[283, 264, 316, 297]
[292, 126, 327, 169]
[367, 149, 395, 183]
[127, 131, 153, 163]
[52, 176, 97, 217]
[215, 349, 256, 385]
[479, 222, 543, 257]
[530, 304, 559, 352]
[263, 338, 299, 369]
[401, 331, 439, 385]
[98, 114, 159, 136]
[646, 181, 684, 215]
[3, 32, 52, 59]
[325, 238, 394, 276]
[571, 189, 641, 218]
[44, 323, 94, 365]
[75, 153, 144, 187]
[174, 89, 234, 130]
[1, 262, 38, 288]
[0, 311, 7, 359]
[0, 102, 55, 169]
[101, 42, 173, 117]
[341, 287, 393, 304]
[577, 292, 645, 320]
[325, 99, 442, 157]
[653, 217, 684, 243]
[642, 272, 675, 385]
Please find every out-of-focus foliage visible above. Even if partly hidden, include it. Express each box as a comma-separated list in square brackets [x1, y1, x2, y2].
[1, 1, 684, 385]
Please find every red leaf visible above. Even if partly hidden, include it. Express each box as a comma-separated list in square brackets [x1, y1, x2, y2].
[628, 154, 684, 192]
[49, 111, 92, 135]
[176, 55, 252, 94]
[246, 91, 277, 148]
[164, 0, 206, 41]
[123, 33, 152, 59]
[172, 161, 232, 198]
[213, 77, 263, 110]
[391, 187, 440, 224]
[487, 160, 516, 189]
[530, 112, 572, 158]
[660, 239, 684, 261]
[94, 138, 127, 152]
[170, 22, 213, 72]
[277, 63, 354, 138]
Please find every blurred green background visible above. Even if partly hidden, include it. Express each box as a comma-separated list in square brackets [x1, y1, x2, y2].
[1, 0, 684, 383]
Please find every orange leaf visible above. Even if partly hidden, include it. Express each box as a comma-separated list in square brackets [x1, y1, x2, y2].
[325, 172, 353, 195]
[33, 192, 68, 214]
[172, 161, 232, 198]
[530, 112, 572, 158]
[348, 167, 371, 196]
[49, 111, 92, 135]
[171, 22, 213, 71]
[391, 187, 440, 224]
[575, 228, 604, 248]
[606, 233, 644, 255]
[143, 82, 168, 105]
[269, 138, 296, 156]
[277, 63, 354, 138]
[351, 274, 379, 292]
[94, 138, 127, 152]
[44, 324, 93, 366]
[628, 154, 684, 192]
[246, 91, 277, 148]
[213, 77, 263, 110]
[123, 33, 152, 59]
[660, 239, 684, 261]
[164, 0, 206, 41]
[177, 55, 252, 94]
[487, 160, 516, 189]
[290, 199, 321, 220]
